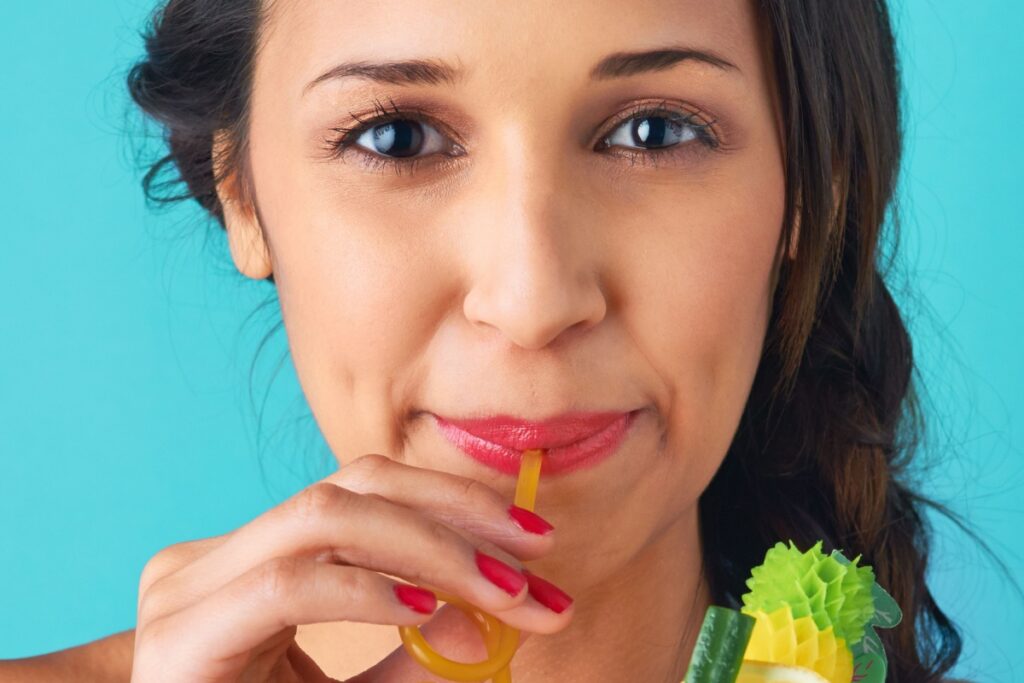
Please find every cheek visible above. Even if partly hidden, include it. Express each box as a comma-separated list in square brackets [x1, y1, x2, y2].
[614, 165, 783, 486]
[254, 158, 454, 449]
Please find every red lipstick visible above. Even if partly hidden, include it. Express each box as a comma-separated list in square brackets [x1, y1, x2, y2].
[433, 410, 640, 476]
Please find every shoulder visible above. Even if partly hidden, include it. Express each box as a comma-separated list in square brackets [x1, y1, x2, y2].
[0, 629, 134, 682]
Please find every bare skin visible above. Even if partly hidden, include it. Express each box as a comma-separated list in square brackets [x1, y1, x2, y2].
[1, 0, 792, 680]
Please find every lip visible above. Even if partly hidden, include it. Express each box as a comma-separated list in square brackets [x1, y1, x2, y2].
[432, 409, 641, 476]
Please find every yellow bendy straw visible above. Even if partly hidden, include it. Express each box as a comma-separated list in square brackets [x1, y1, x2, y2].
[397, 448, 545, 682]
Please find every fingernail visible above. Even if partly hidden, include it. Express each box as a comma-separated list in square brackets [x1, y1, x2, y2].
[507, 504, 555, 535]
[522, 569, 573, 613]
[475, 550, 527, 596]
[394, 584, 437, 614]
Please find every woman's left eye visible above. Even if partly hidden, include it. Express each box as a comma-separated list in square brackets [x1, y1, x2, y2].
[599, 108, 718, 157]
[325, 99, 719, 174]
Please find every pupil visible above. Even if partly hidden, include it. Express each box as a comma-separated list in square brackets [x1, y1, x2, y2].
[372, 120, 423, 157]
[632, 117, 679, 148]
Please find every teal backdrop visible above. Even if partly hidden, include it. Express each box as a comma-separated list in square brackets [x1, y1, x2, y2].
[1, 2, 1021, 680]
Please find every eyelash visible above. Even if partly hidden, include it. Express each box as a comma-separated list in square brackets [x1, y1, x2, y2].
[322, 95, 722, 175]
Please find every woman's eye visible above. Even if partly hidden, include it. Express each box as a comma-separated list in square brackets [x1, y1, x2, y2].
[352, 118, 449, 158]
[326, 99, 718, 175]
[326, 111, 465, 175]
[599, 111, 716, 154]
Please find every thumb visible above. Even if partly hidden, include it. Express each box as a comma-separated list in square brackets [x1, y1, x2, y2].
[345, 602, 535, 683]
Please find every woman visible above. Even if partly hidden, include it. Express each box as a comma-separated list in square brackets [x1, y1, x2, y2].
[1, 0, 964, 681]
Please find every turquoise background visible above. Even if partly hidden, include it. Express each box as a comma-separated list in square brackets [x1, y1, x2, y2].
[1, 1, 1021, 680]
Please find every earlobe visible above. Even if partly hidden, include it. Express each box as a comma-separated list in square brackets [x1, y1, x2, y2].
[223, 193, 273, 280]
[212, 131, 272, 280]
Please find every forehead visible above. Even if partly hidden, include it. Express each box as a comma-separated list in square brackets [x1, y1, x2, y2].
[257, 0, 762, 100]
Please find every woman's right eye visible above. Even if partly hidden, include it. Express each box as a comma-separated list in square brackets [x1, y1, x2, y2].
[326, 110, 466, 174]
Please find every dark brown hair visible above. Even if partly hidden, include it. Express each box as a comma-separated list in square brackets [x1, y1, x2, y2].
[700, 4, 965, 681]
[127, 1, 964, 680]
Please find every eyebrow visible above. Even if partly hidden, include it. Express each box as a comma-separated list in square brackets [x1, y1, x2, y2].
[591, 46, 740, 80]
[303, 45, 740, 95]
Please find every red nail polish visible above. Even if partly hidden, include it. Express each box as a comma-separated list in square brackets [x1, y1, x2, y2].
[475, 550, 527, 596]
[394, 584, 437, 614]
[507, 504, 555, 535]
[523, 569, 573, 613]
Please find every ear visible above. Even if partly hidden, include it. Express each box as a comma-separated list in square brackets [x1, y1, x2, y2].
[212, 130, 273, 280]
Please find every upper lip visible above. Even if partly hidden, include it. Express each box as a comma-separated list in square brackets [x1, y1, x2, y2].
[432, 410, 635, 450]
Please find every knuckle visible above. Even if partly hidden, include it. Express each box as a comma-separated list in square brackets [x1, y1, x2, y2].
[389, 519, 461, 588]
[336, 566, 371, 604]
[138, 536, 222, 593]
[291, 482, 353, 523]
[138, 545, 183, 595]
[253, 556, 304, 603]
[350, 452, 392, 473]
[137, 561, 164, 600]
[454, 476, 502, 509]
[360, 491, 389, 505]
[423, 517, 462, 555]
[443, 477, 507, 536]
[136, 569, 188, 626]
[336, 453, 392, 492]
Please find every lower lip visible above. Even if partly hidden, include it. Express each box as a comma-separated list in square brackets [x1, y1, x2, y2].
[433, 410, 640, 476]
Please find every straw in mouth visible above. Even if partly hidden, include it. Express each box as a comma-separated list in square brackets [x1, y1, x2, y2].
[396, 447, 547, 683]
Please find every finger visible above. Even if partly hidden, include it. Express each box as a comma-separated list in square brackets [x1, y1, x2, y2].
[345, 602, 537, 683]
[481, 568, 575, 634]
[137, 534, 230, 604]
[147, 484, 540, 626]
[326, 454, 556, 561]
[137, 558, 438, 681]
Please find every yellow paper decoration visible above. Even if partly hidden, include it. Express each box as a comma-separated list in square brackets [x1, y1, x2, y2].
[743, 605, 854, 683]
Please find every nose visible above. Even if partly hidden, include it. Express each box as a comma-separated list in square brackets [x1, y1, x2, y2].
[461, 146, 608, 350]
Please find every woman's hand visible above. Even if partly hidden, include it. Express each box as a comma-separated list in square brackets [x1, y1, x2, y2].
[130, 453, 573, 682]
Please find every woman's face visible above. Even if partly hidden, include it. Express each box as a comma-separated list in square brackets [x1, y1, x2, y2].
[223, 0, 785, 584]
